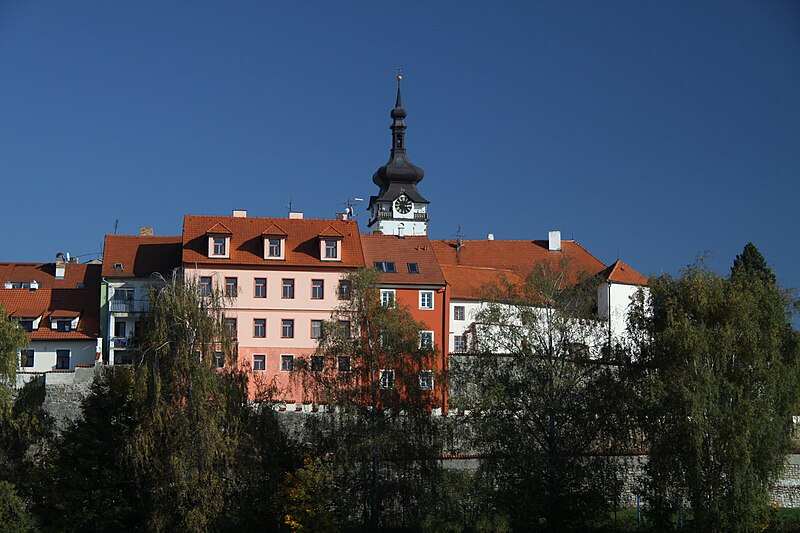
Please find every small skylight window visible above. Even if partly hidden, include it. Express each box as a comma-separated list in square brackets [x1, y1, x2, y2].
[407, 263, 419, 274]
[374, 262, 396, 273]
[113, 263, 124, 271]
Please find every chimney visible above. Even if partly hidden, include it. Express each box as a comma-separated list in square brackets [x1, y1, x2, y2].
[336, 212, 348, 221]
[55, 252, 66, 279]
[487, 233, 494, 241]
[140, 226, 153, 236]
[548, 230, 562, 252]
[232, 210, 247, 218]
[288, 212, 304, 219]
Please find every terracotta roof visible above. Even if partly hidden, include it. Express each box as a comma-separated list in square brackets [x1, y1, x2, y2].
[361, 235, 446, 286]
[182, 215, 365, 268]
[0, 263, 101, 339]
[441, 265, 524, 300]
[262, 224, 288, 236]
[599, 260, 648, 286]
[102, 235, 183, 278]
[318, 225, 344, 238]
[432, 239, 606, 286]
[206, 222, 232, 234]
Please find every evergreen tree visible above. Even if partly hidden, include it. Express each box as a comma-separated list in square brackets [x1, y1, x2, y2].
[628, 252, 800, 531]
[731, 241, 776, 285]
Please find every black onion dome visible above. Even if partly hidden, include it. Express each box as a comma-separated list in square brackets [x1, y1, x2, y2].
[372, 77, 424, 188]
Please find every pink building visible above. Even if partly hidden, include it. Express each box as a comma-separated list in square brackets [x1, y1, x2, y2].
[182, 211, 364, 402]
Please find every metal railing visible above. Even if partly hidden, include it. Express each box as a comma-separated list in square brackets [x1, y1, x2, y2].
[109, 299, 149, 313]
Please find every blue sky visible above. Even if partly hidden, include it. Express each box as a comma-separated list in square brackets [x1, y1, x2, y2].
[2, 1, 799, 293]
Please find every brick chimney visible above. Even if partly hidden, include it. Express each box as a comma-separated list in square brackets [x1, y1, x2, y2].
[140, 226, 154, 236]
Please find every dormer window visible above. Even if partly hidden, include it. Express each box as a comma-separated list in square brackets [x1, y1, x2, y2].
[324, 240, 338, 259]
[57, 320, 72, 332]
[262, 225, 288, 261]
[213, 237, 226, 256]
[317, 226, 344, 262]
[268, 239, 282, 257]
[206, 222, 232, 259]
[19, 320, 34, 332]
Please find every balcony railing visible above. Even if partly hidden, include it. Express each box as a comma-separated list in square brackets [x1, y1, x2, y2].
[109, 299, 149, 313]
[111, 336, 133, 349]
[413, 212, 428, 221]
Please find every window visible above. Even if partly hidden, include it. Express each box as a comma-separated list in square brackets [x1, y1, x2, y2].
[20, 349, 34, 368]
[268, 238, 282, 257]
[419, 331, 434, 349]
[56, 349, 70, 370]
[419, 370, 434, 390]
[311, 355, 323, 372]
[225, 318, 237, 339]
[213, 237, 226, 256]
[225, 277, 238, 297]
[453, 335, 466, 353]
[339, 320, 351, 339]
[454, 306, 465, 321]
[380, 289, 395, 308]
[114, 321, 126, 337]
[215, 351, 225, 368]
[419, 290, 434, 310]
[254, 278, 267, 298]
[281, 354, 294, 372]
[338, 280, 351, 300]
[311, 279, 324, 299]
[282, 279, 295, 299]
[57, 320, 72, 332]
[253, 354, 265, 371]
[379, 369, 395, 389]
[281, 319, 294, 338]
[18, 320, 33, 332]
[407, 262, 419, 274]
[338, 356, 351, 372]
[311, 320, 322, 339]
[113, 288, 134, 301]
[324, 240, 338, 259]
[199, 277, 212, 296]
[253, 319, 266, 338]
[374, 262, 396, 273]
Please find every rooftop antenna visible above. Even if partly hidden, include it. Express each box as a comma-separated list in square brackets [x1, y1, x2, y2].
[343, 197, 364, 217]
[287, 198, 293, 213]
[455, 225, 464, 252]
[113, 219, 119, 235]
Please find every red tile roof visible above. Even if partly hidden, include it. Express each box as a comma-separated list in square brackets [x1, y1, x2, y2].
[432, 239, 606, 291]
[182, 215, 365, 268]
[361, 235, 446, 286]
[599, 260, 648, 286]
[102, 235, 183, 278]
[206, 222, 233, 235]
[440, 265, 524, 300]
[0, 263, 101, 339]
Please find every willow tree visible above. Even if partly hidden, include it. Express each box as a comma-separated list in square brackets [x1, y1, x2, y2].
[466, 260, 629, 531]
[629, 245, 800, 531]
[296, 268, 443, 530]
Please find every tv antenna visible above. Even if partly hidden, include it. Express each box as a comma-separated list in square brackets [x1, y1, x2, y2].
[343, 197, 364, 217]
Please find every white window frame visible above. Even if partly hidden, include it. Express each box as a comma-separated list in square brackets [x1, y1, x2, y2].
[454, 305, 465, 321]
[419, 290, 434, 310]
[320, 238, 341, 261]
[419, 330, 434, 350]
[263, 236, 286, 260]
[380, 289, 396, 308]
[453, 335, 467, 353]
[281, 354, 294, 372]
[208, 235, 230, 259]
[419, 370, 434, 390]
[379, 369, 395, 389]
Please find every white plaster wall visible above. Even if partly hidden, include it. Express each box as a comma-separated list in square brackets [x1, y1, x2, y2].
[18, 339, 99, 373]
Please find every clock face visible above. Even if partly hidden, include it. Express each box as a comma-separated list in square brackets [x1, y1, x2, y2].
[394, 195, 413, 214]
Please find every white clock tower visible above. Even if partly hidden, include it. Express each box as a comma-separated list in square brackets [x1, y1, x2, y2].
[367, 76, 429, 236]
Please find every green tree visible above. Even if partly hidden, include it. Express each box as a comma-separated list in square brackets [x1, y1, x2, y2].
[629, 247, 800, 532]
[0, 480, 36, 533]
[281, 455, 339, 532]
[465, 260, 628, 531]
[297, 268, 444, 530]
[0, 303, 29, 396]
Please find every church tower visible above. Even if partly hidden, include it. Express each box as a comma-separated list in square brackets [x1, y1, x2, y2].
[367, 75, 429, 236]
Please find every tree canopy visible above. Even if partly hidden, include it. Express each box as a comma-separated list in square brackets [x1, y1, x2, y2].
[629, 244, 800, 531]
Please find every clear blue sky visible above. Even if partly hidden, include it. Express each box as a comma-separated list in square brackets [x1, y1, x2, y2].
[2, 1, 799, 293]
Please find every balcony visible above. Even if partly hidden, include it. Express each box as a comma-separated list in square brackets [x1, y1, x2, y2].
[376, 210, 392, 220]
[413, 212, 428, 221]
[109, 299, 149, 313]
[111, 336, 133, 349]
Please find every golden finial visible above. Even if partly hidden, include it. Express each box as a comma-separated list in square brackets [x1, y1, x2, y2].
[396, 66, 403, 81]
